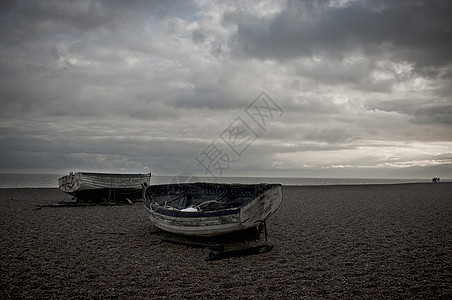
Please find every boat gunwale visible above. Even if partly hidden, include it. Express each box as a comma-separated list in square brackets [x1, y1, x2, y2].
[58, 172, 151, 180]
[143, 182, 281, 218]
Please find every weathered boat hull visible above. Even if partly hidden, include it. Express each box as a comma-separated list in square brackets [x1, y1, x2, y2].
[58, 172, 151, 202]
[143, 183, 282, 237]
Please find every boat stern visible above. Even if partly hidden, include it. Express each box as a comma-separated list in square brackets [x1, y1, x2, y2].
[58, 173, 81, 194]
[240, 184, 282, 228]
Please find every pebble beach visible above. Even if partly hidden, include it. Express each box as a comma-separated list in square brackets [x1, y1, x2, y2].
[1, 183, 451, 299]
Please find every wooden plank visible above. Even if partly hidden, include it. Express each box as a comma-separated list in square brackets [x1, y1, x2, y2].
[204, 245, 274, 261]
[162, 238, 225, 251]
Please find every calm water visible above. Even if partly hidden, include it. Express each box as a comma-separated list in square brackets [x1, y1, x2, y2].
[0, 173, 434, 188]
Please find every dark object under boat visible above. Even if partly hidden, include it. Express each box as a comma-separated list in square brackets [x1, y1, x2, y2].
[143, 182, 282, 237]
[58, 172, 151, 202]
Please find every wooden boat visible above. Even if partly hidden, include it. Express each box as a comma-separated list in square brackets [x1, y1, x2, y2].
[143, 182, 282, 237]
[58, 172, 151, 202]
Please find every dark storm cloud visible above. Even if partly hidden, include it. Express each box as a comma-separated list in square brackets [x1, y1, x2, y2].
[226, 0, 452, 74]
[0, 117, 207, 173]
[0, 0, 451, 178]
[0, 0, 197, 113]
[0, 0, 195, 36]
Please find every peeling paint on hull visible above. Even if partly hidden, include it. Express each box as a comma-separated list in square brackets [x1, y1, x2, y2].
[58, 172, 151, 201]
[143, 183, 282, 237]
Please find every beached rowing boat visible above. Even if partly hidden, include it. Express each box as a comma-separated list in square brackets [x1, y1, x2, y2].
[143, 182, 282, 237]
[58, 172, 151, 202]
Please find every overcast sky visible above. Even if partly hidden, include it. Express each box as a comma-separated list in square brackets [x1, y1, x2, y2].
[1, 0, 451, 179]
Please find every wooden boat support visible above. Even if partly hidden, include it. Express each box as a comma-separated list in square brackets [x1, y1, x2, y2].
[203, 245, 274, 261]
[160, 237, 274, 261]
[162, 238, 225, 252]
[143, 182, 282, 237]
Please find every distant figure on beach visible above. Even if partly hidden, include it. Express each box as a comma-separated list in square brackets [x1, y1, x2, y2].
[432, 177, 440, 183]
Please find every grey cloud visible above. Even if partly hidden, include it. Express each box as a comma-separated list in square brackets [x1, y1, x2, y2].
[1, 0, 195, 34]
[0, 1, 450, 178]
[192, 29, 206, 44]
[287, 57, 397, 92]
[365, 98, 452, 125]
[192, 28, 226, 59]
[0, 121, 207, 174]
[167, 85, 248, 110]
[303, 127, 354, 144]
[226, 0, 452, 75]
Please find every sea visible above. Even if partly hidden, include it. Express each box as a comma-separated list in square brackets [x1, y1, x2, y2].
[0, 173, 439, 188]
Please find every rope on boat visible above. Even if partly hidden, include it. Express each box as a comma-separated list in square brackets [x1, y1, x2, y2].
[148, 196, 161, 212]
